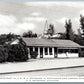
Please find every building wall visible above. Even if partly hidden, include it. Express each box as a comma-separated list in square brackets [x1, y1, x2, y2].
[28, 47, 79, 58]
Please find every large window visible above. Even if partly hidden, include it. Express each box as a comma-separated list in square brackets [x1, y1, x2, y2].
[45, 48, 48, 55]
[49, 48, 52, 55]
[40, 48, 43, 55]
[54, 48, 57, 52]
[58, 49, 63, 53]
[35, 47, 38, 52]
[58, 49, 78, 53]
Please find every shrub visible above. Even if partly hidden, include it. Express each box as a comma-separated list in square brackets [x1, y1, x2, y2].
[0, 45, 8, 63]
[30, 51, 38, 59]
[7, 38, 28, 62]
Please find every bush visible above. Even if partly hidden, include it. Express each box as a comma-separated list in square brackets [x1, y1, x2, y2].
[30, 51, 38, 59]
[7, 38, 28, 62]
[0, 45, 8, 63]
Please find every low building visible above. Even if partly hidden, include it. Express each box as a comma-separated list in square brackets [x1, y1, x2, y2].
[22, 38, 80, 58]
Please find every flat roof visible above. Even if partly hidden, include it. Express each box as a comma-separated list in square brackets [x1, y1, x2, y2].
[22, 38, 80, 48]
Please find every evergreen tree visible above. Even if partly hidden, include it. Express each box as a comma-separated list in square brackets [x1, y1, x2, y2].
[65, 19, 74, 41]
[75, 14, 84, 46]
[80, 14, 84, 37]
[80, 14, 84, 30]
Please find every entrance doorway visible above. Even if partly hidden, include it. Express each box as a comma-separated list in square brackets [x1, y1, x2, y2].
[40, 48, 43, 58]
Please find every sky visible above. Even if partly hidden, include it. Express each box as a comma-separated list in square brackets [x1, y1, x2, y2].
[0, 1, 84, 35]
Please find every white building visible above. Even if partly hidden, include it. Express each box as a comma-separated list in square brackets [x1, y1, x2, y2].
[22, 38, 80, 58]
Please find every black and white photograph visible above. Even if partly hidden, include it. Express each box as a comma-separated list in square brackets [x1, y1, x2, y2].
[0, 1, 84, 82]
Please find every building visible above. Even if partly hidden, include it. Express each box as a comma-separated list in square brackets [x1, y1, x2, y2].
[22, 38, 80, 58]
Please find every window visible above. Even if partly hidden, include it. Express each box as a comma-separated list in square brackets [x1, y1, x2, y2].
[75, 49, 78, 53]
[45, 48, 48, 55]
[35, 47, 38, 52]
[40, 48, 43, 55]
[49, 48, 52, 55]
[81, 48, 84, 51]
[58, 49, 63, 53]
[54, 48, 57, 52]
[69, 49, 78, 53]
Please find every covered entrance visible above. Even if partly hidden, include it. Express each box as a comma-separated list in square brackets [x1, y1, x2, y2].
[39, 47, 58, 58]
[28, 47, 79, 58]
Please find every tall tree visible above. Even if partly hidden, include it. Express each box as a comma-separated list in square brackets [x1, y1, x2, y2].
[80, 14, 84, 37]
[74, 14, 84, 46]
[65, 19, 74, 41]
[47, 24, 55, 36]
[80, 14, 84, 30]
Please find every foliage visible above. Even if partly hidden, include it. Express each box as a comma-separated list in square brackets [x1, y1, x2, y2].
[0, 33, 20, 45]
[65, 19, 74, 41]
[30, 51, 38, 59]
[73, 15, 84, 46]
[47, 24, 55, 36]
[58, 33, 66, 39]
[79, 14, 84, 38]
[23, 30, 37, 38]
[80, 14, 84, 30]
[7, 38, 28, 62]
[0, 45, 8, 63]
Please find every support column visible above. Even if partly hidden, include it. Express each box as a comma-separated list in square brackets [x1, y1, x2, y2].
[33, 47, 35, 51]
[52, 48, 54, 58]
[57, 48, 58, 58]
[43, 47, 45, 58]
[78, 48, 81, 57]
[48, 47, 49, 55]
[28, 48, 30, 58]
[38, 47, 40, 58]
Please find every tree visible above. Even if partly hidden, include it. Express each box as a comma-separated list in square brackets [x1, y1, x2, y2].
[7, 38, 28, 62]
[72, 15, 84, 46]
[80, 15, 84, 30]
[65, 19, 74, 41]
[47, 24, 55, 36]
[58, 32, 66, 39]
[74, 15, 84, 46]
[0, 33, 20, 45]
[23, 31, 37, 38]
[80, 14, 84, 37]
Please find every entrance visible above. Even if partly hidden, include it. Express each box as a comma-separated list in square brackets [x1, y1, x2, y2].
[40, 48, 43, 58]
[54, 48, 57, 58]
[43, 47, 54, 58]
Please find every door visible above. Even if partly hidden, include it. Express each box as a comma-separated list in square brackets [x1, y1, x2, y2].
[44, 47, 54, 58]
[40, 48, 43, 58]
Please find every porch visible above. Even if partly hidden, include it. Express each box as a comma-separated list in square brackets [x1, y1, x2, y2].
[28, 47, 79, 58]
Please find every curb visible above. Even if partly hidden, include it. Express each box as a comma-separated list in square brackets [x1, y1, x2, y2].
[0, 65, 84, 75]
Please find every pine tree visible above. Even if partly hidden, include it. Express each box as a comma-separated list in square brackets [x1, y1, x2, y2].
[65, 19, 74, 41]
[80, 14, 84, 37]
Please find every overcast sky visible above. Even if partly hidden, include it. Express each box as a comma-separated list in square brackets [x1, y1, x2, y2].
[0, 1, 84, 35]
